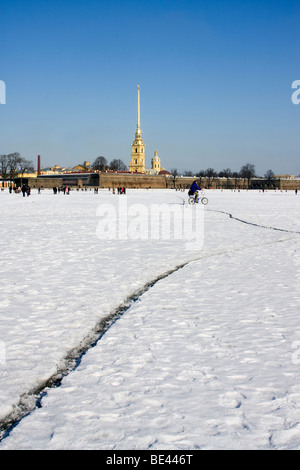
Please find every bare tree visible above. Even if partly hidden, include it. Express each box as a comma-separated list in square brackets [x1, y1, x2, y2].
[0, 153, 33, 183]
[0, 154, 10, 180]
[170, 169, 179, 188]
[219, 168, 232, 188]
[219, 168, 232, 178]
[18, 158, 34, 175]
[109, 159, 128, 171]
[4, 152, 21, 180]
[205, 167, 217, 187]
[92, 156, 108, 171]
[232, 171, 240, 189]
[240, 163, 256, 188]
[264, 169, 275, 181]
[195, 170, 206, 187]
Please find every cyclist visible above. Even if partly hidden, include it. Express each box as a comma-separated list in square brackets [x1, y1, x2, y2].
[189, 180, 202, 203]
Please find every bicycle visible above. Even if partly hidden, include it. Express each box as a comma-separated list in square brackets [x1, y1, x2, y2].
[188, 191, 208, 205]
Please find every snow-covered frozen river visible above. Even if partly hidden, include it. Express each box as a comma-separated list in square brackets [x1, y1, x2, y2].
[0, 188, 300, 449]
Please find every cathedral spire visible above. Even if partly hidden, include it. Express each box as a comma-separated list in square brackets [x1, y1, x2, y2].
[136, 84, 141, 138]
[137, 84, 140, 129]
[129, 84, 145, 173]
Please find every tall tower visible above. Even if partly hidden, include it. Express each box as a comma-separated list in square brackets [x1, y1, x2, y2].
[151, 150, 161, 174]
[129, 84, 146, 173]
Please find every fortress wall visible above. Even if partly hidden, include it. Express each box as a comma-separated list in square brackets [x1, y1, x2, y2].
[22, 173, 300, 191]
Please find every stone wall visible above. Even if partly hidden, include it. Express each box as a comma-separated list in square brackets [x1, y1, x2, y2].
[278, 179, 300, 190]
[25, 177, 64, 189]
[99, 173, 168, 189]
[19, 173, 300, 191]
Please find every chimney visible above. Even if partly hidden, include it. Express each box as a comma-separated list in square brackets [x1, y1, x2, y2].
[37, 155, 41, 176]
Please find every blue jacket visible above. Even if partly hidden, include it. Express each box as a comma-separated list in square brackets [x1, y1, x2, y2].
[190, 181, 201, 193]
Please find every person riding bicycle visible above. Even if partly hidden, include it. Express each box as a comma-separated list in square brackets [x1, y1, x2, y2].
[189, 180, 202, 203]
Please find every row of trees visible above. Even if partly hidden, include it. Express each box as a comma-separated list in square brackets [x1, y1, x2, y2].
[92, 156, 128, 172]
[0, 153, 34, 181]
[171, 164, 277, 186]
[0, 153, 129, 181]
[92, 158, 268, 186]
[0, 154, 280, 189]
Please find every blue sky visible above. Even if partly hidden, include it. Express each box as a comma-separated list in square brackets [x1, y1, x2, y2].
[1, 0, 299, 175]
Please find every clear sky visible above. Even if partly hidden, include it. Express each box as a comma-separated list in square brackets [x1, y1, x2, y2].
[1, 0, 299, 176]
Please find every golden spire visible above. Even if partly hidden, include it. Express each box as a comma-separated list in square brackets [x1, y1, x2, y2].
[136, 84, 141, 138]
[129, 84, 145, 173]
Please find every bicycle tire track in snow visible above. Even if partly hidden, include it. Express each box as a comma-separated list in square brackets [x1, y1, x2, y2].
[1, 207, 299, 442]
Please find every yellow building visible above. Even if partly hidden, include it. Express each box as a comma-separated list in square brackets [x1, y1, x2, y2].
[151, 150, 161, 174]
[73, 161, 91, 171]
[129, 85, 146, 173]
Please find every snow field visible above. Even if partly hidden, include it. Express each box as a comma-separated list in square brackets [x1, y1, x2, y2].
[0, 188, 300, 449]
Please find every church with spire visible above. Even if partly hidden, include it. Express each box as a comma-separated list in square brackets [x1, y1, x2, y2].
[129, 85, 163, 175]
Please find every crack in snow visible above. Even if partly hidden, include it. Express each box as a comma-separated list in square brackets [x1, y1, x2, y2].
[0, 262, 190, 441]
[207, 209, 300, 235]
[0, 222, 298, 442]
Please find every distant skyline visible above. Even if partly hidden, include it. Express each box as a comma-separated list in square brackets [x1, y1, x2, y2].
[1, 0, 299, 176]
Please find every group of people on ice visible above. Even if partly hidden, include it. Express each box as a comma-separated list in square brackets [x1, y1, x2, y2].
[16, 181, 201, 199]
[111, 187, 126, 194]
[53, 186, 71, 195]
[21, 184, 31, 197]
